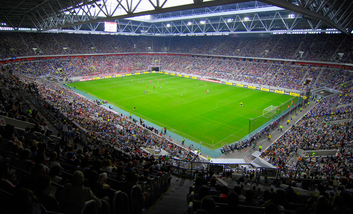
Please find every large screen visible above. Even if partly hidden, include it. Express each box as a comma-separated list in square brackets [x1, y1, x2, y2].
[104, 22, 117, 32]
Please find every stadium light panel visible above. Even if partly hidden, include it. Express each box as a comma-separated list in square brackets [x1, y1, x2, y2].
[227, 18, 233, 23]
[187, 21, 193, 25]
[166, 23, 171, 27]
[288, 14, 295, 19]
[244, 17, 250, 21]
[200, 20, 206, 24]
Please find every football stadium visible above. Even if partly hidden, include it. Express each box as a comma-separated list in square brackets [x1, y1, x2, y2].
[0, 0, 352, 214]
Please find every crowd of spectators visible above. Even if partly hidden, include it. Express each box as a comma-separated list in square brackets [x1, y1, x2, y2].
[0, 66, 207, 214]
[261, 94, 353, 180]
[1, 32, 353, 63]
[189, 168, 353, 214]
[8, 55, 353, 93]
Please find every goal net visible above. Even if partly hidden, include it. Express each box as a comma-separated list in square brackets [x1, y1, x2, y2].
[262, 105, 278, 118]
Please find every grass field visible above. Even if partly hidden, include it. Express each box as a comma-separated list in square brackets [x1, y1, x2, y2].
[69, 73, 294, 150]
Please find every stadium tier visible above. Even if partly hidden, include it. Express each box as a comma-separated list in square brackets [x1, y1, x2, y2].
[0, 32, 353, 63]
[1, 31, 353, 214]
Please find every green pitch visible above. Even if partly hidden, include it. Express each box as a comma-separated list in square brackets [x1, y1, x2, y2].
[69, 73, 294, 150]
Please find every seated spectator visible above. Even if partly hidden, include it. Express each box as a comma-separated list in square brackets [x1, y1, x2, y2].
[0, 162, 16, 194]
[9, 188, 46, 214]
[332, 196, 352, 214]
[243, 189, 260, 206]
[264, 203, 280, 214]
[201, 196, 215, 214]
[35, 174, 59, 212]
[59, 171, 102, 214]
[219, 185, 228, 203]
[234, 185, 246, 201]
[315, 195, 332, 214]
[18, 164, 46, 191]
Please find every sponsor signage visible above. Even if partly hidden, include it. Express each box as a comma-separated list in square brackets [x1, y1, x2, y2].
[260, 87, 270, 92]
[236, 84, 243, 87]
[170, 73, 175, 76]
[248, 86, 256, 89]
[105, 76, 112, 79]
[290, 92, 300, 97]
[92, 77, 101, 80]
[192, 77, 197, 79]
[184, 75, 189, 78]
[151, 71, 156, 73]
[164, 72, 169, 74]
[177, 74, 182, 77]
[116, 75, 122, 77]
[225, 82, 233, 85]
[143, 72, 149, 74]
[274, 90, 284, 94]
[135, 72, 141, 75]
[126, 74, 131, 76]
[158, 71, 163, 73]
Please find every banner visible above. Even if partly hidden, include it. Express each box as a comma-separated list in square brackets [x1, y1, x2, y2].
[164, 72, 169, 74]
[158, 71, 163, 73]
[79, 78, 92, 81]
[192, 77, 197, 79]
[116, 75, 122, 77]
[274, 90, 284, 94]
[260, 87, 270, 92]
[104, 76, 112, 79]
[225, 82, 233, 85]
[143, 72, 149, 74]
[290, 92, 300, 97]
[92, 77, 101, 80]
[177, 74, 182, 77]
[184, 75, 189, 78]
[199, 78, 222, 83]
[135, 72, 141, 75]
[170, 73, 175, 76]
[126, 74, 131, 76]
[248, 86, 256, 89]
[236, 84, 243, 87]
[151, 71, 156, 73]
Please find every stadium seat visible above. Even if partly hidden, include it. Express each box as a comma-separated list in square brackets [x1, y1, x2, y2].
[112, 191, 130, 214]
[130, 185, 143, 214]
[80, 200, 98, 214]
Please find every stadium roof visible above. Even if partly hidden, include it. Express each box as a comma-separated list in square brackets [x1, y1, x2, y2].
[0, 0, 352, 35]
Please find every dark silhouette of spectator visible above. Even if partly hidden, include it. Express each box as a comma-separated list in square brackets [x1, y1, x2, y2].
[0, 162, 16, 193]
[34, 174, 59, 212]
[59, 171, 102, 214]
[9, 188, 46, 214]
[201, 196, 215, 214]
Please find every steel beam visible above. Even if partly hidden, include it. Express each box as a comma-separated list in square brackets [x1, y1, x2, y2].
[41, 0, 250, 30]
[261, 0, 349, 34]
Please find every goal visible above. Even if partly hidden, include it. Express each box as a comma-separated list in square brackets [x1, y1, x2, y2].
[262, 105, 278, 118]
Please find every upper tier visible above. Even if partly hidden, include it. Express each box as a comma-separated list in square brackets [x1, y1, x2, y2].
[1, 32, 352, 63]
